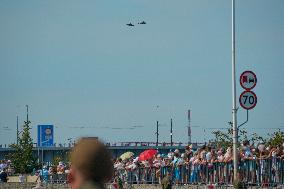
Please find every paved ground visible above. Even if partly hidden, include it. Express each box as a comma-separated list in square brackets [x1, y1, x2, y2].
[1, 183, 284, 189]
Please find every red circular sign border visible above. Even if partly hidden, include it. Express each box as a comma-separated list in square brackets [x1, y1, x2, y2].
[240, 71, 257, 90]
[239, 90, 257, 110]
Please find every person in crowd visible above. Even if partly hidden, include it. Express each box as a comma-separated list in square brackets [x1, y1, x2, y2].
[57, 161, 65, 183]
[114, 158, 125, 181]
[0, 160, 8, 175]
[152, 154, 163, 184]
[19, 173, 25, 183]
[171, 151, 182, 184]
[113, 172, 123, 189]
[126, 157, 140, 184]
[161, 171, 172, 189]
[185, 145, 193, 160]
[39, 166, 49, 183]
[269, 146, 281, 183]
[69, 138, 113, 189]
[206, 146, 214, 183]
[64, 164, 71, 184]
[48, 166, 55, 183]
[140, 158, 153, 184]
[223, 147, 233, 183]
[189, 152, 199, 184]
[0, 168, 8, 183]
[5, 160, 13, 176]
[216, 149, 225, 183]
[32, 180, 45, 189]
[258, 144, 270, 185]
[198, 146, 207, 183]
[180, 153, 188, 184]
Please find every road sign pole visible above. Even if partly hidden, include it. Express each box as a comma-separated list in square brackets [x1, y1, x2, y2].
[232, 0, 239, 182]
[238, 110, 249, 128]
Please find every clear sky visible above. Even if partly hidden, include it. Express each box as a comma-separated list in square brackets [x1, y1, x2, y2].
[0, 0, 283, 145]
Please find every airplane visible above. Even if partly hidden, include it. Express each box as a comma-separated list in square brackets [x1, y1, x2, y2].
[69, 126, 85, 129]
[110, 127, 136, 130]
[126, 23, 134, 26]
[99, 126, 110, 129]
[111, 127, 124, 130]
[2, 126, 11, 131]
[138, 21, 146, 24]
[132, 125, 144, 128]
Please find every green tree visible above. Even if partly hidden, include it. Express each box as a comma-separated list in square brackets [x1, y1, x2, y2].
[52, 156, 62, 166]
[9, 120, 37, 173]
[212, 122, 264, 149]
[250, 132, 265, 145]
[212, 127, 233, 149]
[267, 130, 284, 147]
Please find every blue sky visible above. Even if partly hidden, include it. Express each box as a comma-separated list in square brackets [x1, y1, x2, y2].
[0, 0, 283, 145]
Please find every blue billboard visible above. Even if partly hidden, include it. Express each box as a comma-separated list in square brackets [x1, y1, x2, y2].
[37, 125, 54, 147]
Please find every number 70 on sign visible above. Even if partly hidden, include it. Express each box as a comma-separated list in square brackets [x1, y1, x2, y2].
[239, 91, 257, 110]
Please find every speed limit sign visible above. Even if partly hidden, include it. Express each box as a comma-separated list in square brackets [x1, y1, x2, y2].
[239, 91, 257, 110]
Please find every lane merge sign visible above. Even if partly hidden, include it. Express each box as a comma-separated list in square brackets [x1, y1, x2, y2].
[240, 71, 257, 90]
[239, 90, 257, 110]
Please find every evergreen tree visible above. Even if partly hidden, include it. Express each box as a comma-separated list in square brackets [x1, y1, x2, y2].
[9, 120, 37, 173]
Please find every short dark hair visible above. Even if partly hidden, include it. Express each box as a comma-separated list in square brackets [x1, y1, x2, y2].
[70, 138, 114, 184]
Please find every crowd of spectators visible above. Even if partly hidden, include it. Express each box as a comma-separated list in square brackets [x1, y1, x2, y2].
[34, 161, 71, 184]
[1, 140, 284, 186]
[114, 141, 284, 185]
[0, 159, 14, 181]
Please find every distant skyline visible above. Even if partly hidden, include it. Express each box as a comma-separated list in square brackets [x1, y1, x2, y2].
[0, 0, 284, 145]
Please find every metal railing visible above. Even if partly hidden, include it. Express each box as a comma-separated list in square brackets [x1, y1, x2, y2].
[13, 158, 283, 187]
[115, 158, 284, 186]
[37, 173, 68, 184]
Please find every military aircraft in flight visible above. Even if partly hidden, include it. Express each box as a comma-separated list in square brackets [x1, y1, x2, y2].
[126, 23, 134, 26]
[138, 21, 146, 24]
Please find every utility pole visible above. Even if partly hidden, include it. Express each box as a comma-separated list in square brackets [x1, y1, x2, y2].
[26, 105, 29, 122]
[232, 0, 239, 182]
[187, 109, 191, 144]
[155, 105, 159, 147]
[156, 121, 159, 146]
[16, 116, 19, 145]
[170, 118, 173, 146]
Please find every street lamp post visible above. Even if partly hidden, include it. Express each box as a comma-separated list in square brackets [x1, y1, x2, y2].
[41, 140, 49, 166]
[38, 124, 50, 167]
[231, 0, 238, 182]
[40, 139, 49, 179]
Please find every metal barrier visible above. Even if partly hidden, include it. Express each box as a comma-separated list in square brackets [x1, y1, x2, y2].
[31, 158, 284, 186]
[38, 173, 68, 184]
[115, 158, 284, 186]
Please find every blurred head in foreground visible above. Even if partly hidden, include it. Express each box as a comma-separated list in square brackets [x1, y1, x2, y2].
[70, 138, 113, 189]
